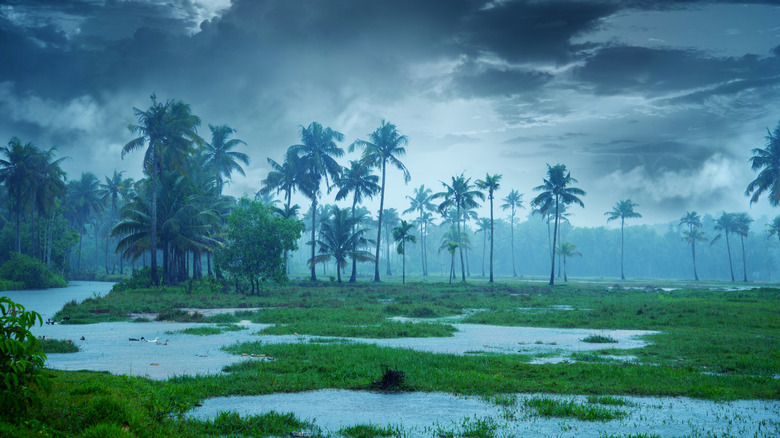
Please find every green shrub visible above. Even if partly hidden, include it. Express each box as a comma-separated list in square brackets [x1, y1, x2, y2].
[0, 278, 24, 292]
[111, 267, 152, 292]
[0, 296, 50, 419]
[40, 338, 79, 353]
[0, 253, 67, 289]
[581, 334, 618, 344]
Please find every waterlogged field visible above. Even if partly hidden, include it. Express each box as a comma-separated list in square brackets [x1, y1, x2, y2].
[4, 279, 780, 437]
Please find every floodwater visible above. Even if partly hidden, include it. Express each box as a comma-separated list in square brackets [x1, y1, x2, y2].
[188, 390, 780, 437]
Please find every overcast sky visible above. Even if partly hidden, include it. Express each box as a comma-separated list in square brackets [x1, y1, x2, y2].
[1, 0, 779, 228]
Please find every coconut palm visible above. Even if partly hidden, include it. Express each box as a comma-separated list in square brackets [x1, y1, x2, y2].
[766, 216, 780, 246]
[350, 120, 410, 282]
[67, 172, 105, 271]
[392, 220, 417, 284]
[438, 227, 460, 285]
[311, 206, 374, 283]
[335, 160, 380, 282]
[500, 189, 524, 277]
[733, 212, 753, 282]
[289, 122, 345, 281]
[0, 137, 37, 253]
[122, 95, 203, 285]
[605, 199, 642, 280]
[261, 148, 310, 211]
[476, 173, 501, 282]
[711, 212, 738, 282]
[746, 122, 780, 206]
[29, 144, 67, 262]
[433, 174, 484, 282]
[203, 124, 249, 195]
[556, 242, 581, 282]
[531, 164, 585, 286]
[404, 185, 436, 276]
[680, 211, 706, 281]
[474, 217, 491, 277]
[382, 208, 401, 276]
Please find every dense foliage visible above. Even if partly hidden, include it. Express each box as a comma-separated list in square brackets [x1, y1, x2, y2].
[0, 253, 67, 289]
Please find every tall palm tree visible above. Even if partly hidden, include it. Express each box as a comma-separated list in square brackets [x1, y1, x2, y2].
[392, 220, 417, 284]
[531, 164, 586, 286]
[733, 212, 753, 282]
[605, 199, 642, 280]
[261, 149, 309, 211]
[404, 185, 435, 276]
[746, 122, 780, 206]
[350, 120, 410, 282]
[711, 212, 738, 282]
[433, 174, 485, 282]
[475, 217, 491, 277]
[500, 189, 524, 276]
[67, 172, 105, 271]
[311, 206, 374, 283]
[30, 145, 67, 262]
[335, 160, 380, 282]
[203, 124, 249, 195]
[122, 95, 203, 285]
[0, 137, 37, 253]
[382, 208, 401, 276]
[556, 242, 581, 282]
[289, 122, 345, 281]
[680, 211, 705, 281]
[476, 173, 501, 283]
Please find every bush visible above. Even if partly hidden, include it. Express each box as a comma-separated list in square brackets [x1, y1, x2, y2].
[111, 267, 152, 292]
[0, 253, 67, 289]
[0, 297, 50, 419]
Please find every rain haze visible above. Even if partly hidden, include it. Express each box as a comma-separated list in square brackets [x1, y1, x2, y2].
[1, 0, 779, 227]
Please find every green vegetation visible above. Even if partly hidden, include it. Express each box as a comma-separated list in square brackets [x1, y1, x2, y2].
[0, 253, 67, 289]
[582, 334, 618, 344]
[587, 395, 635, 406]
[524, 396, 627, 421]
[40, 339, 79, 353]
[339, 423, 399, 438]
[168, 324, 247, 336]
[260, 320, 456, 338]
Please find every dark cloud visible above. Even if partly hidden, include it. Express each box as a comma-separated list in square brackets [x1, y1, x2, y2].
[450, 61, 553, 98]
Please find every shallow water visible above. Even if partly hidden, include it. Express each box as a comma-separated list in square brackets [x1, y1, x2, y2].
[188, 390, 780, 437]
[2, 281, 115, 322]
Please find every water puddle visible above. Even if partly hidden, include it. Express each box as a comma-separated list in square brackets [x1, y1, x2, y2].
[188, 389, 780, 437]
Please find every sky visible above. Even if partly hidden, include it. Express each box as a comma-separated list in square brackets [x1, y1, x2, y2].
[1, 0, 779, 228]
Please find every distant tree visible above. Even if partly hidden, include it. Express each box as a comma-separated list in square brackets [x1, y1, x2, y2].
[216, 198, 303, 293]
[438, 227, 460, 285]
[310, 206, 374, 283]
[733, 212, 753, 282]
[289, 122, 345, 281]
[680, 211, 706, 281]
[433, 174, 484, 282]
[203, 124, 249, 195]
[556, 242, 581, 282]
[404, 185, 436, 276]
[531, 164, 585, 286]
[500, 189, 524, 276]
[392, 220, 417, 284]
[335, 160, 380, 282]
[350, 120, 410, 282]
[260, 148, 310, 211]
[122, 95, 203, 285]
[67, 172, 105, 272]
[475, 217, 491, 277]
[605, 199, 642, 280]
[711, 212, 738, 282]
[382, 208, 401, 276]
[746, 121, 780, 206]
[766, 215, 780, 246]
[476, 173, 501, 282]
[0, 137, 36, 253]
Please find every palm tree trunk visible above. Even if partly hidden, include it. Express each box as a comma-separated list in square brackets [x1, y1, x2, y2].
[150, 160, 159, 286]
[481, 229, 486, 277]
[620, 218, 625, 280]
[691, 241, 699, 281]
[385, 222, 392, 276]
[563, 254, 568, 282]
[310, 197, 318, 281]
[77, 233, 83, 271]
[549, 198, 559, 286]
[457, 205, 465, 282]
[741, 236, 748, 282]
[402, 240, 406, 284]
[374, 162, 386, 282]
[510, 210, 517, 276]
[725, 233, 734, 282]
[15, 208, 21, 253]
[489, 196, 494, 283]
[349, 199, 358, 283]
[419, 212, 426, 276]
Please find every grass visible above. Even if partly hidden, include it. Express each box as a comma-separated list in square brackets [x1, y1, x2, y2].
[167, 324, 247, 336]
[259, 321, 457, 338]
[339, 423, 402, 438]
[524, 396, 627, 421]
[40, 338, 79, 353]
[582, 334, 618, 343]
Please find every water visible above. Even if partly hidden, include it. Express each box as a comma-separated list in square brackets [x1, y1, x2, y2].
[2, 281, 115, 322]
[188, 390, 780, 437]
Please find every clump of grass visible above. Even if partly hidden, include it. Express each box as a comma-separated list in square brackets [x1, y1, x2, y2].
[204, 313, 241, 323]
[582, 334, 618, 344]
[587, 395, 635, 406]
[169, 324, 246, 336]
[524, 396, 626, 421]
[339, 423, 400, 438]
[308, 337, 354, 345]
[369, 366, 413, 392]
[259, 321, 456, 339]
[460, 416, 497, 438]
[186, 411, 318, 437]
[488, 394, 517, 407]
[216, 323, 247, 332]
[156, 309, 204, 322]
[40, 338, 79, 353]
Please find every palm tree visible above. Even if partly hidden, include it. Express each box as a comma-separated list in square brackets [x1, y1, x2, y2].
[261, 148, 310, 211]
[30, 145, 67, 262]
[404, 185, 435, 276]
[289, 122, 345, 281]
[392, 220, 417, 284]
[335, 160, 380, 282]
[438, 228, 460, 285]
[67, 172, 105, 271]
[122, 95, 203, 285]
[733, 212, 753, 282]
[476, 173, 501, 283]
[746, 122, 780, 206]
[350, 120, 410, 282]
[556, 242, 581, 282]
[500, 189, 524, 276]
[0, 137, 37, 253]
[531, 164, 586, 286]
[766, 216, 780, 246]
[311, 206, 374, 283]
[680, 211, 706, 281]
[711, 212, 738, 282]
[382, 208, 401, 276]
[203, 124, 249, 195]
[605, 199, 642, 280]
[433, 174, 484, 282]
[475, 217, 491, 277]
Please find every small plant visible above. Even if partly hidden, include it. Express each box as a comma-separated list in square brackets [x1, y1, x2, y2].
[339, 423, 400, 438]
[581, 334, 618, 344]
[525, 396, 626, 421]
[40, 338, 79, 353]
[489, 394, 518, 407]
[0, 297, 50, 419]
[369, 365, 412, 392]
[460, 416, 497, 438]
